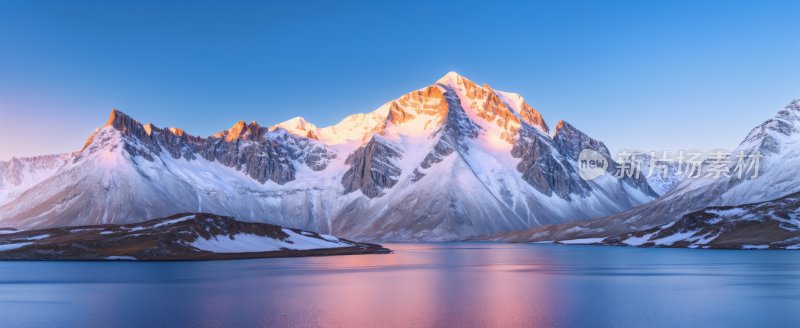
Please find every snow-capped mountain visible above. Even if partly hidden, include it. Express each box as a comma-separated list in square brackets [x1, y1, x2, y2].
[0, 72, 658, 241]
[0, 153, 74, 205]
[486, 99, 800, 244]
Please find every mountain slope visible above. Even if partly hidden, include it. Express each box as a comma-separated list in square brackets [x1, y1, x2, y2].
[597, 192, 800, 249]
[487, 99, 800, 243]
[0, 72, 658, 241]
[0, 153, 73, 205]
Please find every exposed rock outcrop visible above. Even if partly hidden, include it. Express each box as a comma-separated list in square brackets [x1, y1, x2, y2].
[512, 125, 588, 199]
[341, 137, 402, 198]
[412, 84, 481, 180]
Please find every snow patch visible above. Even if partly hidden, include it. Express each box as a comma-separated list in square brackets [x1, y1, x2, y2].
[191, 230, 351, 253]
[0, 242, 33, 252]
[318, 234, 340, 242]
[105, 256, 137, 260]
[153, 215, 195, 228]
[21, 234, 50, 241]
[707, 208, 747, 217]
[741, 244, 770, 250]
[622, 232, 658, 246]
[558, 237, 606, 245]
[281, 229, 348, 249]
[652, 230, 699, 246]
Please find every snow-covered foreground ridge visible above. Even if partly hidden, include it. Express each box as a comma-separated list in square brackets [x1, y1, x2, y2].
[0, 213, 390, 260]
[0, 72, 658, 241]
[536, 191, 800, 250]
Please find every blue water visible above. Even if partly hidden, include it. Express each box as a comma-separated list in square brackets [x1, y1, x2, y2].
[0, 243, 798, 327]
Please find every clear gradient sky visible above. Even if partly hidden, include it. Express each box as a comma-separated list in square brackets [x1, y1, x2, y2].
[1, 0, 799, 160]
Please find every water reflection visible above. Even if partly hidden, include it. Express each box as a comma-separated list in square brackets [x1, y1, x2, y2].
[0, 243, 799, 327]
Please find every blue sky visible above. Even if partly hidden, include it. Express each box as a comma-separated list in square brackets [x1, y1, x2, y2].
[1, 0, 799, 160]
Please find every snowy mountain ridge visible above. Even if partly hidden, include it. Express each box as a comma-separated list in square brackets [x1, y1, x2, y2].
[0, 72, 659, 241]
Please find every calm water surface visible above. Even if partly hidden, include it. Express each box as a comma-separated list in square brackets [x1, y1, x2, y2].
[0, 243, 798, 327]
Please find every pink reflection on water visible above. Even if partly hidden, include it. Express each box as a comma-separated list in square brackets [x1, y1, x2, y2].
[290, 243, 566, 327]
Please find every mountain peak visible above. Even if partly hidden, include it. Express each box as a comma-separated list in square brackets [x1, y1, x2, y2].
[225, 121, 247, 142]
[168, 127, 185, 137]
[788, 99, 800, 109]
[493, 90, 549, 134]
[738, 99, 800, 155]
[553, 120, 592, 142]
[274, 116, 315, 130]
[773, 99, 800, 127]
[105, 109, 137, 128]
[553, 120, 585, 137]
[220, 120, 264, 142]
[777, 99, 800, 120]
[436, 71, 473, 87]
[286, 116, 309, 124]
[79, 109, 149, 154]
[438, 70, 463, 80]
[103, 108, 154, 139]
[272, 117, 320, 139]
[554, 120, 569, 132]
[553, 120, 611, 159]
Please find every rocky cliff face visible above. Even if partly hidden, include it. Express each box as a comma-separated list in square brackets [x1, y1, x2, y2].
[552, 121, 657, 198]
[412, 84, 481, 180]
[94, 109, 334, 185]
[552, 120, 609, 160]
[0, 72, 660, 241]
[512, 125, 588, 199]
[341, 137, 402, 198]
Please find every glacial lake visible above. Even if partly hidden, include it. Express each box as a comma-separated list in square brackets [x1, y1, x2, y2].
[0, 243, 798, 327]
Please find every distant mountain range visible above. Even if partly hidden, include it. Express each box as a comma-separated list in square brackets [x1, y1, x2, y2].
[487, 100, 800, 249]
[0, 72, 658, 241]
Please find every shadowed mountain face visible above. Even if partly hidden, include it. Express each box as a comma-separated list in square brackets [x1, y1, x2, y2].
[0, 213, 389, 260]
[486, 100, 800, 245]
[0, 72, 657, 241]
